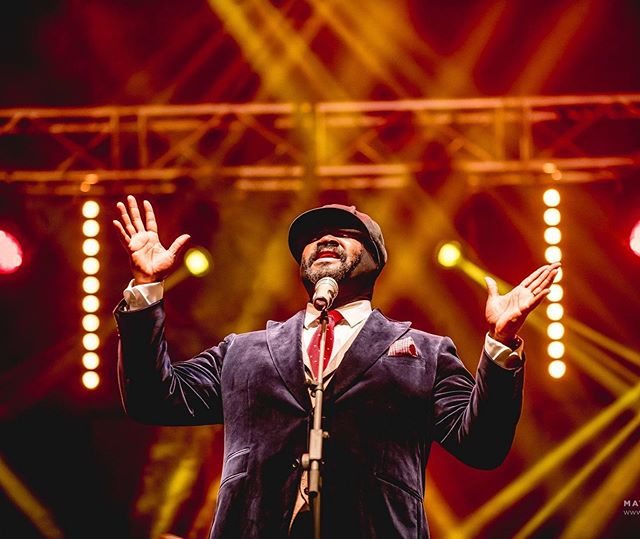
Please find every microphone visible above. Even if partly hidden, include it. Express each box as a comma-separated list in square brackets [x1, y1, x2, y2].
[312, 277, 339, 311]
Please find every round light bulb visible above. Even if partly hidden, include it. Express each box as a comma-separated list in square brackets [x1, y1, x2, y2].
[548, 284, 563, 302]
[82, 257, 100, 275]
[547, 303, 564, 321]
[82, 352, 100, 370]
[548, 360, 566, 379]
[82, 371, 100, 389]
[82, 220, 100, 237]
[548, 341, 565, 359]
[82, 314, 100, 332]
[544, 227, 561, 245]
[82, 201, 100, 219]
[543, 189, 560, 207]
[82, 295, 100, 313]
[82, 333, 100, 351]
[82, 238, 100, 256]
[547, 322, 565, 340]
[82, 276, 100, 294]
[544, 208, 561, 226]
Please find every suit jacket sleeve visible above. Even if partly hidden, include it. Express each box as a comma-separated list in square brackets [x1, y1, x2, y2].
[114, 299, 231, 426]
[431, 335, 524, 469]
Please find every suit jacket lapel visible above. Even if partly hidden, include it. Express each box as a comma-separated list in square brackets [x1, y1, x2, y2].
[266, 311, 311, 412]
[326, 309, 411, 402]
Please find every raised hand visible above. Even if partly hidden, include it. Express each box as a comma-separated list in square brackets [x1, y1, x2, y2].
[484, 263, 561, 346]
[113, 195, 191, 284]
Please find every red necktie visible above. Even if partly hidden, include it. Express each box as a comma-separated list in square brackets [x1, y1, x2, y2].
[307, 310, 343, 379]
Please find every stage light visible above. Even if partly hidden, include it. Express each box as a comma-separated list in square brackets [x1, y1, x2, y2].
[0, 230, 23, 275]
[82, 295, 100, 313]
[82, 352, 100, 370]
[543, 189, 561, 207]
[82, 200, 100, 219]
[82, 276, 100, 294]
[542, 162, 557, 174]
[184, 247, 212, 277]
[82, 257, 100, 275]
[544, 208, 561, 226]
[82, 333, 100, 351]
[554, 267, 563, 282]
[548, 283, 563, 301]
[547, 322, 565, 340]
[82, 371, 100, 390]
[82, 238, 100, 256]
[82, 220, 100, 237]
[437, 242, 462, 268]
[630, 219, 640, 257]
[548, 341, 565, 359]
[547, 303, 564, 321]
[82, 314, 100, 332]
[544, 227, 561, 245]
[545, 246, 562, 263]
[548, 360, 566, 379]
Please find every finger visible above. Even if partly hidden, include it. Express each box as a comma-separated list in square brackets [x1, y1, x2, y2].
[143, 200, 158, 233]
[168, 234, 191, 257]
[527, 266, 555, 292]
[520, 265, 548, 288]
[525, 288, 550, 312]
[127, 195, 145, 233]
[484, 276, 498, 298]
[112, 219, 131, 247]
[117, 201, 137, 236]
[531, 267, 560, 296]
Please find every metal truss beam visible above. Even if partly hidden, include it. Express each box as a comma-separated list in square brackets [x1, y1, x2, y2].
[1, 94, 639, 193]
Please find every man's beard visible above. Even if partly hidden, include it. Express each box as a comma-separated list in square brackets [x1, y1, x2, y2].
[301, 249, 362, 285]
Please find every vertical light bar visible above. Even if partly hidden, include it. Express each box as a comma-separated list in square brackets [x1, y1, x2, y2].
[542, 171, 565, 378]
[81, 200, 101, 390]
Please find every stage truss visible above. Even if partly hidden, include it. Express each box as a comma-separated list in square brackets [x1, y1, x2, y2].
[1, 94, 639, 194]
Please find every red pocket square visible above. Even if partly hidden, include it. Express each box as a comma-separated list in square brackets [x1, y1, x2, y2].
[388, 337, 420, 358]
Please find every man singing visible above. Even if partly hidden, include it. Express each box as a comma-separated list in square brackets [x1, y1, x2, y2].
[113, 195, 559, 538]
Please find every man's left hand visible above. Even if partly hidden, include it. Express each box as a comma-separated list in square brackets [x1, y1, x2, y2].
[484, 263, 561, 347]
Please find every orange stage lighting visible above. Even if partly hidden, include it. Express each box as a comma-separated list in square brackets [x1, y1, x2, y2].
[0, 230, 23, 275]
[630, 219, 640, 257]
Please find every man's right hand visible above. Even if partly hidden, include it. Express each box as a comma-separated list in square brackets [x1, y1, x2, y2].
[113, 195, 191, 285]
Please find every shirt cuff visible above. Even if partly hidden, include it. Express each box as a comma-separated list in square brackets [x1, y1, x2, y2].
[122, 280, 164, 311]
[484, 333, 524, 369]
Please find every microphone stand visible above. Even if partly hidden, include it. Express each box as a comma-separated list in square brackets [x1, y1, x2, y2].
[302, 308, 329, 539]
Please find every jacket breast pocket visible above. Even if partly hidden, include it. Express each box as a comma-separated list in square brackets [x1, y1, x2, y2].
[220, 447, 249, 488]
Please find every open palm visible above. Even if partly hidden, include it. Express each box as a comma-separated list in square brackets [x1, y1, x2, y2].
[484, 263, 560, 345]
[113, 195, 190, 284]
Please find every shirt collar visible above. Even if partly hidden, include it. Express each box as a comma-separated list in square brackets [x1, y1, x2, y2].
[304, 299, 372, 329]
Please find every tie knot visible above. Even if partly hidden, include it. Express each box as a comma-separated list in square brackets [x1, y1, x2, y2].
[316, 309, 343, 327]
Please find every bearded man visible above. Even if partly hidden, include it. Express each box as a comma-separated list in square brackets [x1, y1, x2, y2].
[113, 196, 559, 539]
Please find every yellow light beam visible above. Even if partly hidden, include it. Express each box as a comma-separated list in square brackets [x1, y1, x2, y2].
[565, 316, 640, 368]
[308, 0, 408, 97]
[0, 455, 64, 539]
[431, 1, 507, 96]
[512, 411, 640, 539]
[511, 1, 593, 95]
[322, 0, 455, 95]
[208, 0, 348, 100]
[559, 437, 640, 539]
[447, 381, 640, 538]
[424, 473, 460, 536]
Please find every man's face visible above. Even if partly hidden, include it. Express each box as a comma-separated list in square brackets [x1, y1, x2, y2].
[300, 228, 374, 285]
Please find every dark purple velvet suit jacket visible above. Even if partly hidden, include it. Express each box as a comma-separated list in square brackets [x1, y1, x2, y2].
[115, 299, 524, 539]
